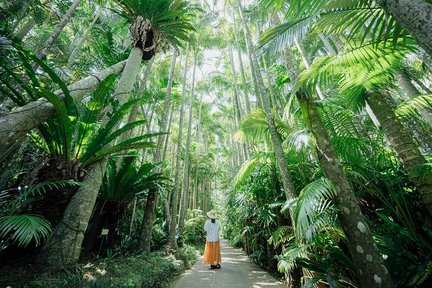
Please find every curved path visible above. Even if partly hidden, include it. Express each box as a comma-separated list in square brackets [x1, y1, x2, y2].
[175, 239, 285, 288]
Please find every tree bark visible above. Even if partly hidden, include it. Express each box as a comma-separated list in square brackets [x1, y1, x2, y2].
[37, 47, 143, 267]
[168, 44, 190, 249]
[297, 90, 395, 288]
[0, 60, 127, 162]
[378, 0, 432, 57]
[366, 91, 432, 215]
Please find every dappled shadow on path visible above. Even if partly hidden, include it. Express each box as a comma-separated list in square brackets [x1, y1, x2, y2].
[175, 239, 285, 288]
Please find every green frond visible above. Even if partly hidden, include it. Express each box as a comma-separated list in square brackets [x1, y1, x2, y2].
[285, 128, 312, 151]
[277, 244, 311, 273]
[395, 94, 432, 120]
[295, 178, 338, 241]
[0, 215, 52, 247]
[234, 157, 261, 189]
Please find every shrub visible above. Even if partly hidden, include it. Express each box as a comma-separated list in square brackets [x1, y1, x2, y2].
[174, 245, 198, 268]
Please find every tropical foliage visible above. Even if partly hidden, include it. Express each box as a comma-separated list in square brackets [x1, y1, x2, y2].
[1, 0, 432, 287]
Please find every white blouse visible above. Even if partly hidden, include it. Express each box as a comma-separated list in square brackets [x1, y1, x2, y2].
[204, 219, 220, 242]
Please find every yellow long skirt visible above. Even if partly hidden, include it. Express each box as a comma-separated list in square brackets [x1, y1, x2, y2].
[203, 240, 221, 265]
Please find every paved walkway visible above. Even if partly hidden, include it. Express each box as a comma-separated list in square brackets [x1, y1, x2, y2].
[174, 239, 285, 288]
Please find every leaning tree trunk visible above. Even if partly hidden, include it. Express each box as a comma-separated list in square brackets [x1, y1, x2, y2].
[37, 47, 143, 268]
[139, 50, 177, 252]
[377, 0, 432, 57]
[178, 53, 197, 238]
[366, 91, 432, 216]
[168, 44, 190, 249]
[0, 60, 127, 162]
[34, 0, 81, 69]
[297, 90, 395, 288]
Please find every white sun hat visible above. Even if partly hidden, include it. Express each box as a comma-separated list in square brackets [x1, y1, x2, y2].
[206, 210, 217, 219]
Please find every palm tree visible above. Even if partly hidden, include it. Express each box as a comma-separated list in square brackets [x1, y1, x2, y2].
[169, 43, 190, 249]
[178, 52, 198, 238]
[37, 0, 195, 267]
[296, 89, 395, 288]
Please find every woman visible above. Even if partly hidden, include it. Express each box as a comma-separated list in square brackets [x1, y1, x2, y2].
[203, 210, 221, 269]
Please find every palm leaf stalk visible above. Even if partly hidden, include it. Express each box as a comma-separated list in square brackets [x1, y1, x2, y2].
[297, 89, 395, 288]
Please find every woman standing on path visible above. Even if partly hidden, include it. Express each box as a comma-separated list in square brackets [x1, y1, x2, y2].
[203, 210, 221, 269]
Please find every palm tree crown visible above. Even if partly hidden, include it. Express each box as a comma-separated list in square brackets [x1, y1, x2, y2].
[114, 0, 196, 58]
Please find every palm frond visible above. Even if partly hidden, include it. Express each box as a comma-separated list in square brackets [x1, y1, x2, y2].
[0, 215, 52, 247]
[395, 94, 432, 120]
[295, 178, 338, 241]
[234, 157, 261, 189]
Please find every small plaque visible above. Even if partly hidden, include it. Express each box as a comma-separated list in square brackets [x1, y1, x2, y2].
[101, 228, 109, 236]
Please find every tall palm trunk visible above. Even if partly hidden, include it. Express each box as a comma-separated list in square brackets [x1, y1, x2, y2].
[38, 47, 144, 267]
[178, 54, 197, 238]
[377, 0, 432, 56]
[0, 60, 127, 162]
[237, 3, 262, 108]
[34, 0, 81, 69]
[238, 14, 303, 288]
[242, 14, 298, 212]
[297, 90, 395, 288]
[139, 51, 177, 252]
[168, 44, 190, 249]
[366, 91, 432, 215]
[232, 13, 251, 113]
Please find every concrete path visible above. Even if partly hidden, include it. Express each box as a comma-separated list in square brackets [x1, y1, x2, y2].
[174, 239, 285, 288]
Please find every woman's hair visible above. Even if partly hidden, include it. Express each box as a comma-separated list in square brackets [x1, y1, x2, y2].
[211, 219, 216, 223]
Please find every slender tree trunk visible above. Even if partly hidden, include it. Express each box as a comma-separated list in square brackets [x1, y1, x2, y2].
[297, 90, 395, 288]
[377, 0, 432, 57]
[139, 51, 176, 252]
[193, 167, 199, 210]
[318, 33, 337, 55]
[34, 0, 81, 69]
[0, 60, 127, 161]
[178, 54, 197, 237]
[366, 91, 432, 215]
[237, 3, 262, 108]
[67, 10, 101, 68]
[168, 45, 190, 249]
[242, 7, 297, 216]
[233, 12, 251, 113]
[37, 47, 143, 267]
[13, 17, 36, 40]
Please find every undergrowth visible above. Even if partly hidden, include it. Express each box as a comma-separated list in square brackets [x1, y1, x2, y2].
[0, 246, 199, 288]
